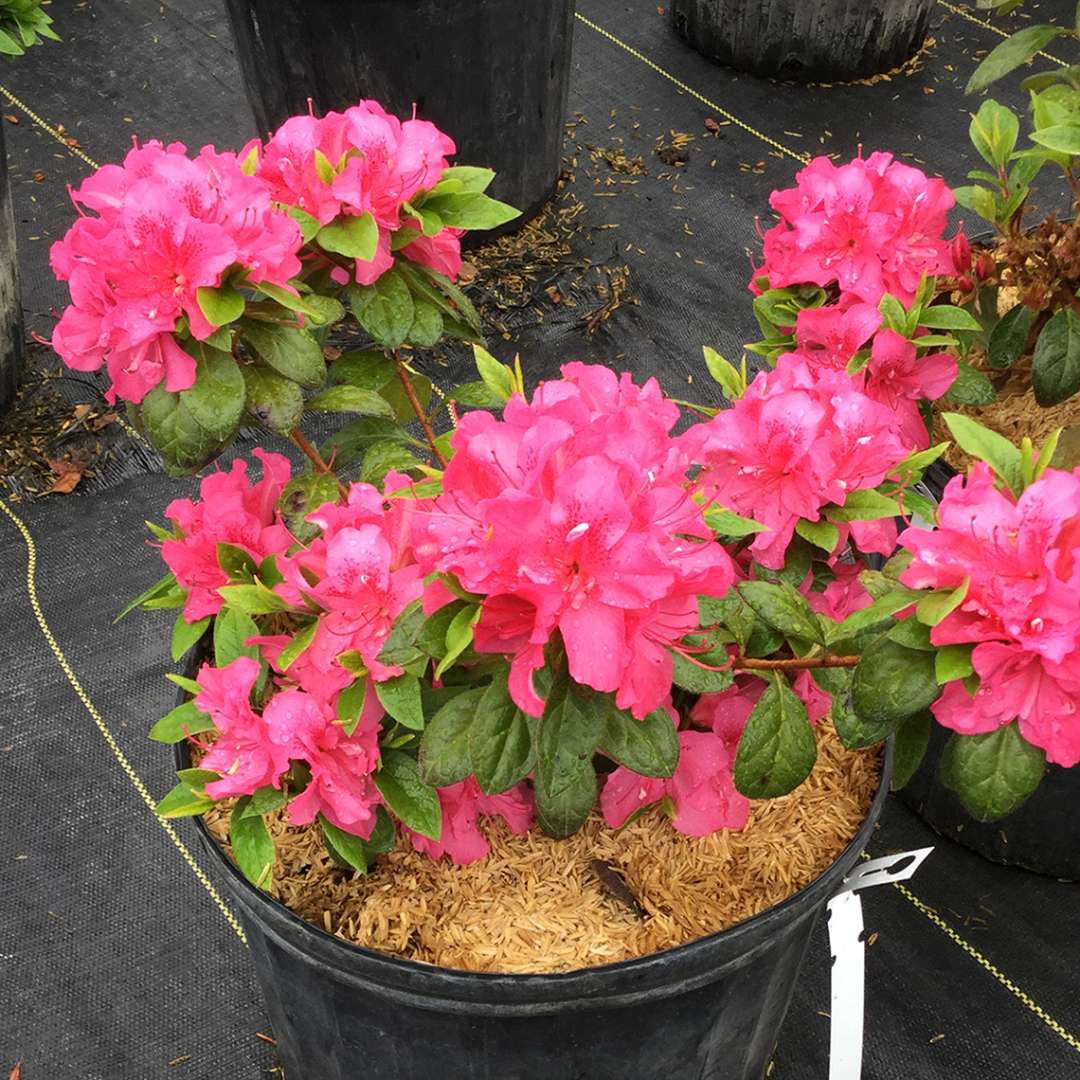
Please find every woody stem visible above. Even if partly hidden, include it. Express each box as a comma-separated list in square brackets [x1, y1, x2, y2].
[289, 428, 349, 501]
[395, 354, 449, 467]
[731, 654, 860, 671]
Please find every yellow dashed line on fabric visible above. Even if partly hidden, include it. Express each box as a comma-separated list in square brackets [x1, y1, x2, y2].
[936, 1, 1069, 66]
[860, 852, 1080, 1053]
[574, 13, 810, 165]
[0, 83, 101, 170]
[0, 495, 248, 945]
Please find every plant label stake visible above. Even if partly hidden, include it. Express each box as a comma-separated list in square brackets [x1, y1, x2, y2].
[827, 847, 935, 1080]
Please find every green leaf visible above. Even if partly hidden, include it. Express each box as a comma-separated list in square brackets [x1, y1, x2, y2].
[534, 754, 596, 838]
[115, 572, 178, 623]
[601, 703, 679, 778]
[396, 260, 483, 335]
[941, 722, 1046, 820]
[377, 368, 433, 424]
[916, 578, 969, 626]
[737, 580, 825, 645]
[149, 700, 215, 743]
[433, 603, 480, 679]
[306, 385, 395, 418]
[156, 780, 213, 819]
[536, 690, 603, 800]
[917, 305, 983, 332]
[218, 583, 289, 616]
[165, 673, 202, 695]
[887, 618, 934, 651]
[879, 292, 910, 334]
[988, 303, 1032, 369]
[140, 385, 222, 476]
[826, 489, 902, 523]
[376, 600, 426, 668]
[252, 281, 344, 326]
[196, 285, 246, 328]
[242, 321, 326, 389]
[891, 711, 932, 791]
[449, 380, 504, 408]
[320, 417, 412, 470]
[375, 674, 424, 731]
[733, 674, 817, 798]
[947, 361, 997, 406]
[320, 813, 370, 874]
[470, 672, 535, 794]
[850, 636, 940, 740]
[374, 750, 442, 839]
[966, 24, 1065, 94]
[287, 206, 321, 242]
[1032, 308, 1080, 406]
[328, 350, 396, 389]
[670, 649, 735, 693]
[359, 440, 420, 488]
[336, 676, 369, 737]
[278, 622, 317, 672]
[241, 365, 304, 435]
[952, 184, 1001, 224]
[418, 685, 484, 786]
[347, 270, 415, 349]
[171, 613, 210, 662]
[278, 473, 342, 542]
[407, 300, 444, 347]
[239, 786, 287, 817]
[216, 543, 257, 582]
[436, 166, 496, 193]
[795, 518, 840, 553]
[313, 148, 336, 184]
[702, 346, 746, 400]
[935, 643, 976, 684]
[316, 211, 379, 261]
[703, 505, 767, 537]
[473, 345, 515, 402]
[180, 342, 246, 441]
[969, 99, 1020, 169]
[942, 413, 1023, 493]
[231, 798, 276, 889]
[416, 191, 520, 230]
[213, 604, 262, 667]
[1030, 123, 1080, 155]
[827, 589, 921, 644]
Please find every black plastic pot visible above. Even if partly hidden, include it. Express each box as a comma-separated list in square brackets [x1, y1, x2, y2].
[223, 0, 576, 228]
[669, 0, 935, 82]
[899, 723, 1080, 880]
[0, 118, 24, 413]
[180, 731, 891, 1080]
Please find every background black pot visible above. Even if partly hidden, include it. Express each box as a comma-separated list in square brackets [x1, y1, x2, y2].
[179, 737, 891, 1080]
[669, 0, 935, 82]
[1, 117, 24, 414]
[900, 722, 1080, 880]
[223, 0, 576, 229]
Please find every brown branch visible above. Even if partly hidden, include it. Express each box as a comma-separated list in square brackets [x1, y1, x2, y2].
[732, 654, 860, 671]
[395, 356, 448, 467]
[289, 428, 348, 501]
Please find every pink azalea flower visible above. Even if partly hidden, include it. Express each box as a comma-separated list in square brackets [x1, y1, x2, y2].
[401, 226, 464, 281]
[901, 463, 1080, 766]
[195, 657, 292, 799]
[161, 450, 293, 622]
[406, 778, 535, 865]
[601, 728, 749, 837]
[413, 364, 736, 718]
[804, 559, 872, 622]
[791, 301, 881, 369]
[691, 676, 765, 748]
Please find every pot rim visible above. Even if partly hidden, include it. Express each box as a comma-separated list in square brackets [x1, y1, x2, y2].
[179, 717, 892, 992]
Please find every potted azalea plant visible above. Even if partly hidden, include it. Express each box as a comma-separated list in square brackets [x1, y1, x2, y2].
[51, 112, 1080, 1077]
[744, 145, 1080, 879]
[1, 0, 60, 411]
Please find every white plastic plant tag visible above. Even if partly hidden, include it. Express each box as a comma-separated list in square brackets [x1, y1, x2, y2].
[826, 848, 934, 1080]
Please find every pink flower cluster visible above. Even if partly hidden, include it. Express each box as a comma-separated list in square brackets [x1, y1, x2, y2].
[256, 101, 463, 286]
[412, 363, 736, 719]
[900, 464, 1080, 767]
[681, 355, 911, 567]
[755, 152, 960, 306]
[162, 450, 293, 623]
[49, 140, 303, 403]
[787, 304, 956, 450]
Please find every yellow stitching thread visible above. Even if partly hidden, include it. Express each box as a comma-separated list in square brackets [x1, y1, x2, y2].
[860, 852, 1080, 1052]
[0, 495, 248, 945]
[0, 83, 101, 170]
[574, 13, 810, 165]
[936, 0, 1069, 66]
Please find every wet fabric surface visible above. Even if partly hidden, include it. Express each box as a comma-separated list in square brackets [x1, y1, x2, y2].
[2, 1, 1078, 1076]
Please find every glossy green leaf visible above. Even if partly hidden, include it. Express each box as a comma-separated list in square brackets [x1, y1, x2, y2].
[347, 270, 415, 349]
[1032, 308, 1080, 406]
[317, 211, 379, 261]
[231, 798, 276, 889]
[171, 613, 210, 662]
[470, 672, 535, 794]
[941, 722, 1046, 820]
[733, 674, 817, 798]
[374, 750, 442, 839]
[375, 673, 425, 731]
[601, 703, 679, 779]
[418, 685, 485, 786]
[241, 365, 304, 435]
[988, 303, 1032, 369]
[738, 580, 825, 645]
[213, 604, 261, 666]
[149, 700, 215, 743]
[242, 321, 326, 389]
[965, 24, 1065, 94]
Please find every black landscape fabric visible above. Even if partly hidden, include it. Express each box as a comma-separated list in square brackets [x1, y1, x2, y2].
[1, 1, 1078, 1077]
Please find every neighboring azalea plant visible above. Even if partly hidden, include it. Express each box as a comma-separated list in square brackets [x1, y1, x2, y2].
[0, 0, 58, 55]
[933, 2, 1080, 412]
[56, 134, 1080, 888]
